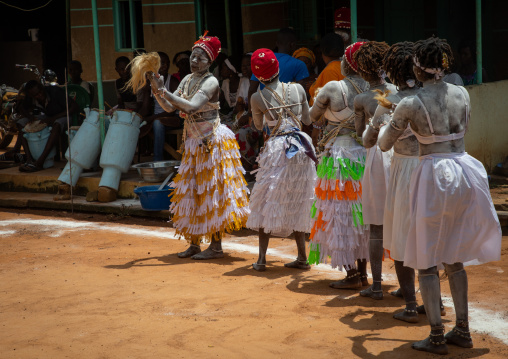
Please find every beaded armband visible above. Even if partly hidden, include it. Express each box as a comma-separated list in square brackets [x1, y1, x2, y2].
[389, 120, 405, 131]
[368, 118, 380, 131]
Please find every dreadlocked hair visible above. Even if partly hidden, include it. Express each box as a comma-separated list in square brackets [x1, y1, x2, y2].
[413, 36, 454, 80]
[383, 41, 415, 88]
[373, 89, 393, 109]
[125, 52, 161, 94]
[353, 41, 389, 82]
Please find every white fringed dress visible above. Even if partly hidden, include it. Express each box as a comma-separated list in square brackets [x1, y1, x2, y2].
[308, 79, 370, 270]
[169, 75, 250, 244]
[246, 84, 317, 237]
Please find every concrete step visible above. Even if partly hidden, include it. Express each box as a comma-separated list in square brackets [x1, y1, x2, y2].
[0, 159, 158, 199]
[0, 191, 170, 219]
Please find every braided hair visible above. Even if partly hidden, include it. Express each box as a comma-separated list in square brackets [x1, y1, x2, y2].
[383, 41, 415, 88]
[413, 36, 454, 80]
[353, 41, 389, 82]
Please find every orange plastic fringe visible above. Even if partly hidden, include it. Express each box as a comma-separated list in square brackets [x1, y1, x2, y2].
[314, 180, 362, 201]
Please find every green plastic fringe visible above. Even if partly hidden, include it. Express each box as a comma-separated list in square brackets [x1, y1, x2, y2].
[316, 156, 365, 181]
[310, 200, 317, 219]
[307, 242, 321, 265]
[351, 203, 364, 227]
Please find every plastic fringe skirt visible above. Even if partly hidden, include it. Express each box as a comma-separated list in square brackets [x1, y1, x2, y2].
[169, 124, 250, 244]
[308, 136, 370, 270]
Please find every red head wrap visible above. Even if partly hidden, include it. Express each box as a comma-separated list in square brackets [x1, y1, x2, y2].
[334, 7, 351, 29]
[251, 48, 279, 82]
[192, 31, 221, 61]
[344, 42, 365, 72]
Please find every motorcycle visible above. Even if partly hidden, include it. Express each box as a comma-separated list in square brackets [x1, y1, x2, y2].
[0, 84, 18, 149]
[0, 64, 54, 149]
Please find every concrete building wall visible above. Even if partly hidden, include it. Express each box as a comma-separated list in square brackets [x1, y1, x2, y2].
[142, 0, 196, 73]
[70, 0, 196, 85]
[466, 80, 508, 172]
[70, 0, 119, 83]
[240, 0, 289, 52]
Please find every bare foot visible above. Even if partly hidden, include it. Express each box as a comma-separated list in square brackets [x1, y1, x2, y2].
[284, 259, 310, 270]
[359, 286, 383, 300]
[53, 184, 71, 201]
[445, 327, 473, 348]
[191, 247, 224, 260]
[393, 309, 419, 323]
[360, 274, 369, 287]
[412, 337, 448, 355]
[252, 263, 266, 272]
[177, 245, 201, 258]
[330, 276, 361, 290]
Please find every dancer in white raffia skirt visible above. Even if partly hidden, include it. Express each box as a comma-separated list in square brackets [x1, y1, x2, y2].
[247, 48, 317, 271]
[308, 42, 372, 290]
[132, 33, 250, 260]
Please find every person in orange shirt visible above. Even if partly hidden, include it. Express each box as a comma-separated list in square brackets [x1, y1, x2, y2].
[309, 33, 345, 146]
[309, 33, 345, 105]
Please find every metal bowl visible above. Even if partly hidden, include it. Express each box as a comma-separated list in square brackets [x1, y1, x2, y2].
[132, 160, 180, 182]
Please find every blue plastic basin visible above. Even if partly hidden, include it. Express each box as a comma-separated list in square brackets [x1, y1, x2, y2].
[134, 185, 173, 211]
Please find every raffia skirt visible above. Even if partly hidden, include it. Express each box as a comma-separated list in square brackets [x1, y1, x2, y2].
[362, 144, 393, 225]
[308, 135, 370, 270]
[246, 130, 316, 237]
[404, 152, 502, 269]
[169, 121, 250, 244]
[383, 153, 419, 261]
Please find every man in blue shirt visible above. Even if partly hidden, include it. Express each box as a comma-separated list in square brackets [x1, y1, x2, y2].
[247, 28, 309, 101]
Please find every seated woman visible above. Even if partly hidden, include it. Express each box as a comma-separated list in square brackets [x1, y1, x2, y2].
[219, 55, 261, 175]
[219, 57, 242, 129]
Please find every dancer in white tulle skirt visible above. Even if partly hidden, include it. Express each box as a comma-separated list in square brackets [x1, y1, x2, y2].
[366, 41, 422, 322]
[247, 48, 317, 271]
[352, 40, 395, 300]
[379, 37, 502, 355]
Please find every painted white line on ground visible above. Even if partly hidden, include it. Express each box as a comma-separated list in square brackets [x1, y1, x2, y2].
[441, 296, 508, 345]
[1, 217, 507, 344]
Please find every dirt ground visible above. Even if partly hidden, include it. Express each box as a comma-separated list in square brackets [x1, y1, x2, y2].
[0, 209, 507, 358]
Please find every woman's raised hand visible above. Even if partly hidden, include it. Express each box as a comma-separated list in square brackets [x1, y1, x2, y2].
[149, 72, 165, 96]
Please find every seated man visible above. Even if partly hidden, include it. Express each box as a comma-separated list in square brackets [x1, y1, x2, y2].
[142, 51, 180, 161]
[115, 56, 139, 111]
[68, 60, 95, 102]
[18, 80, 78, 172]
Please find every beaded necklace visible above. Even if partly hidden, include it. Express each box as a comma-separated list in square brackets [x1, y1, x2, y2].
[178, 71, 219, 154]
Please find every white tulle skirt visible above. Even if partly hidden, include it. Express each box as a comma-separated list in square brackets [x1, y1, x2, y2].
[362, 144, 393, 225]
[246, 130, 317, 237]
[383, 153, 419, 261]
[404, 152, 502, 269]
